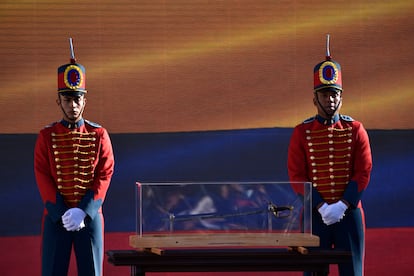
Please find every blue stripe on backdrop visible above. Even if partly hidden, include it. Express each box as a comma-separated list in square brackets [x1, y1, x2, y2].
[1, 128, 413, 236]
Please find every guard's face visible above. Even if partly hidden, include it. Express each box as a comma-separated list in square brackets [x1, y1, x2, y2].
[57, 94, 87, 122]
[314, 89, 342, 117]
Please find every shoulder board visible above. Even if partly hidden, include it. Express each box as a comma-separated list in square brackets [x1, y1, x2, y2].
[340, 115, 354, 122]
[303, 116, 316, 124]
[85, 120, 102, 128]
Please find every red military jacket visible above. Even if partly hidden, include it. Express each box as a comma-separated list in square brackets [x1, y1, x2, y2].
[34, 119, 114, 223]
[288, 114, 372, 209]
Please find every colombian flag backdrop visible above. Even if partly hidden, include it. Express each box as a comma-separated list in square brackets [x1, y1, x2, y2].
[1, 0, 413, 275]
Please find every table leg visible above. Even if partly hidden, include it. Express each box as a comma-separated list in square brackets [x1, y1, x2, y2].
[131, 265, 145, 276]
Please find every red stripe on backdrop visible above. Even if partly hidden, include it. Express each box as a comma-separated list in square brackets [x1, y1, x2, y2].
[1, 228, 413, 276]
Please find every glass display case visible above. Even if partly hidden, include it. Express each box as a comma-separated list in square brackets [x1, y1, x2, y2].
[130, 181, 319, 249]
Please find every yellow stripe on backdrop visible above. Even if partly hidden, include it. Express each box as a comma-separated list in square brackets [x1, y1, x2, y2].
[0, 0, 413, 133]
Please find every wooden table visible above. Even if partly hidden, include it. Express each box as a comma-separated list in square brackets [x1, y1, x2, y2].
[106, 248, 352, 276]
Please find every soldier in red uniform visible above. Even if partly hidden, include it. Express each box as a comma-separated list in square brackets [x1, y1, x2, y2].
[34, 38, 115, 276]
[287, 35, 372, 276]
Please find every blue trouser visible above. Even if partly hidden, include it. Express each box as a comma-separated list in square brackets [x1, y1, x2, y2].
[41, 212, 104, 276]
[305, 207, 365, 276]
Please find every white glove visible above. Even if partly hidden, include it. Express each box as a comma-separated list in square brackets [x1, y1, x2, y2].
[322, 201, 348, 226]
[318, 203, 329, 218]
[62, 208, 86, 231]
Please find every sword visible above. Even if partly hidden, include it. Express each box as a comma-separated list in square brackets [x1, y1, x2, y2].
[165, 202, 293, 223]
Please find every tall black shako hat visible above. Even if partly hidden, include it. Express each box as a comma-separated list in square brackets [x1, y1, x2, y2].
[313, 34, 342, 92]
[57, 38, 87, 96]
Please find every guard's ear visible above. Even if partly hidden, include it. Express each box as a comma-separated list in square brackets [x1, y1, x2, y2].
[312, 93, 317, 106]
[56, 93, 62, 106]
